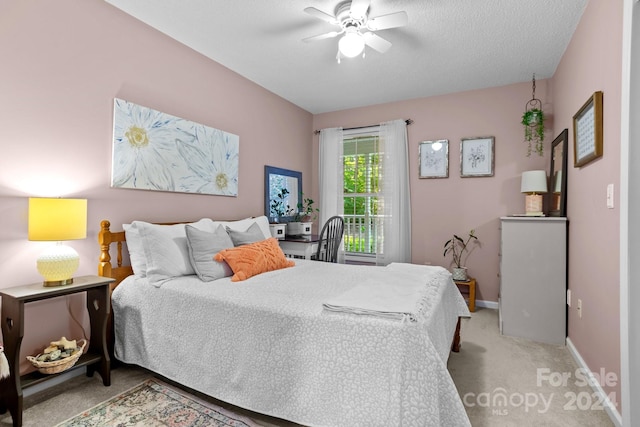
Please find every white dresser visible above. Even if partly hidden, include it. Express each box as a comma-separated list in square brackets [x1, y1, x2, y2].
[499, 217, 567, 345]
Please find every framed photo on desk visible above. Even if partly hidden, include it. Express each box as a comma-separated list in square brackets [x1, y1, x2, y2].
[573, 91, 603, 167]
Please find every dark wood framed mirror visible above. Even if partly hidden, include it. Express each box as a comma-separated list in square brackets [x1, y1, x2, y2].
[264, 165, 302, 223]
[549, 129, 568, 217]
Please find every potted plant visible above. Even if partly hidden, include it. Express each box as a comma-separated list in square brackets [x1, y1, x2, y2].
[288, 194, 318, 236]
[443, 230, 479, 281]
[294, 194, 319, 222]
[521, 108, 545, 157]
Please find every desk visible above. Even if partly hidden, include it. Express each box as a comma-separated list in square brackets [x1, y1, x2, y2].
[454, 277, 476, 312]
[278, 234, 320, 260]
[0, 275, 114, 427]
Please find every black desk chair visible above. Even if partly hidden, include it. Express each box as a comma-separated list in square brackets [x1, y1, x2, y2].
[314, 216, 344, 263]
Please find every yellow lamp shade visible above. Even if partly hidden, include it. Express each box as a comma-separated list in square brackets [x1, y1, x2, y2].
[28, 198, 87, 241]
[28, 198, 87, 286]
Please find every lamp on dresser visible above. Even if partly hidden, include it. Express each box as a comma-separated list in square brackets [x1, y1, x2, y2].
[520, 170, 548, 216]
[28, 197, 87, 286]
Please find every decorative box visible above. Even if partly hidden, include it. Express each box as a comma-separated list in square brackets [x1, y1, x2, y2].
[269, 224, 286, 240]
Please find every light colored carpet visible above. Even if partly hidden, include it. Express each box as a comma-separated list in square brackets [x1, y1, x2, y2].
[1, 308, 616, 426]
[448, 308, 615, 426]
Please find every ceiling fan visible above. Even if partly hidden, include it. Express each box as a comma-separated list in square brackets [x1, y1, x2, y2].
[303, 0, 408, 62]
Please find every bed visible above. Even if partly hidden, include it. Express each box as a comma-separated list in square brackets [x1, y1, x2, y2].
[98, 216, 471, 427]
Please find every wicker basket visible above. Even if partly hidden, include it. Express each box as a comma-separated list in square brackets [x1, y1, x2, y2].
[27, 339, 86, 375]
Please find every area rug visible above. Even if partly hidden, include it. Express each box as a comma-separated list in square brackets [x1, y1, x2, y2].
[55, 378, 260, 427]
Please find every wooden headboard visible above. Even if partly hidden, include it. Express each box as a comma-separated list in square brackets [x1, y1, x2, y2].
[98, 220, 133, 289]
[98, 218, 231, 287]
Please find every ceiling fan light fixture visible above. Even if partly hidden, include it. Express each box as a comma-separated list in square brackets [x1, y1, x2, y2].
[338, 29, 365, 58]
[304, 2, 407, 60]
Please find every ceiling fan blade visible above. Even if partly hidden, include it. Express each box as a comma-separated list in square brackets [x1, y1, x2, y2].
[304, 7, 339, 25]
[303, 31, 341, 43]
[349, 0, 370, 20]
[367, 11, 408, 31]
[363, 32, 392, 53]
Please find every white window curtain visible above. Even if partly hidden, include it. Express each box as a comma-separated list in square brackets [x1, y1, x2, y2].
[319, 127, 345, 262]
[376, 120, 412, 265]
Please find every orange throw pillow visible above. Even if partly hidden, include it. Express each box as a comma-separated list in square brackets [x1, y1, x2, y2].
[214, 237, 295, 282]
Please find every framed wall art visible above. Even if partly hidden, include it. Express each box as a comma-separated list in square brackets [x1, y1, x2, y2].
[573, 91, 603, 167]
[418, 139, 449, 178]
[460, 136, 495, 177]
[111, 98, 240, 196]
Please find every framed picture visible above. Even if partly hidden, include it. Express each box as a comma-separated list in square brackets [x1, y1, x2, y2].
[419, 139, 449, 178]
[460, 137, 495, 177]
[111, 98, 239, 196]
[573, 91, 603, 167]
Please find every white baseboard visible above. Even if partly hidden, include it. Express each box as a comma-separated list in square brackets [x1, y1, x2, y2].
[566, 338, 622, 427]
[475, 299, 499, 310]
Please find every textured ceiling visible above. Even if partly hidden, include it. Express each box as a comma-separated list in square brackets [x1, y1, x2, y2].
[104, 0, 588, 114]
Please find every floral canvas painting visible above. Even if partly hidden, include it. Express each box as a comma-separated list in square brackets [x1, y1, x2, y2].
[111, 98, 239, 196]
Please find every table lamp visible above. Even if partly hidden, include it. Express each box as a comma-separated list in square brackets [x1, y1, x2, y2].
[520, 170, 547, 216]
[28, 198, 87, 286]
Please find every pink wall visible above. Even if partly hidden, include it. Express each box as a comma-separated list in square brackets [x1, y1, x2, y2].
[313, 81, 550, 303]
[0, 0, 312, 371]
[0, 0, 624, 413]
[313, 0, 624, 414]
[552, 0, 622, 410]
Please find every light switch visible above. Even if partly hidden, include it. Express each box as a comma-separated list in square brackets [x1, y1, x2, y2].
[607, 184, 614, 209]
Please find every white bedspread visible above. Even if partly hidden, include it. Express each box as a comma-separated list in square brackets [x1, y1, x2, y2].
[112, 260, 471, 427]
[323, 263, 452, 322]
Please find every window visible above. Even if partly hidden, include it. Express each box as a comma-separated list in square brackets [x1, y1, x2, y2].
[343, 128, 380, 261]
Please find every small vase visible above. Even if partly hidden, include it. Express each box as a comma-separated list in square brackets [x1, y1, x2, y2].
[452, 267, 468, 281]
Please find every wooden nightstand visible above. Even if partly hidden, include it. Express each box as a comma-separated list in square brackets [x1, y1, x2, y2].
[454, 277, 476, 312]
[0, 275, 114, 427]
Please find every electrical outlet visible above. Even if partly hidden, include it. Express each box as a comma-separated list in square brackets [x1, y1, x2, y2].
[577, 299, 582, 318]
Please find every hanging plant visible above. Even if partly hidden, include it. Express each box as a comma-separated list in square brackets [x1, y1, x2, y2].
[521, 74, 545, 157]
[521, 108, 545, 157]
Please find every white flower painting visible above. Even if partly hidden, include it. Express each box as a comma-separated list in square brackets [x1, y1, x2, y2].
[111, 98, 239, 196]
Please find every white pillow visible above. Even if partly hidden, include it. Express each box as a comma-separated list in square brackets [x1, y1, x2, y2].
[123, 223, 146, 277]
[134, 218, 215, 286]
[212, 216, 271, 240]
